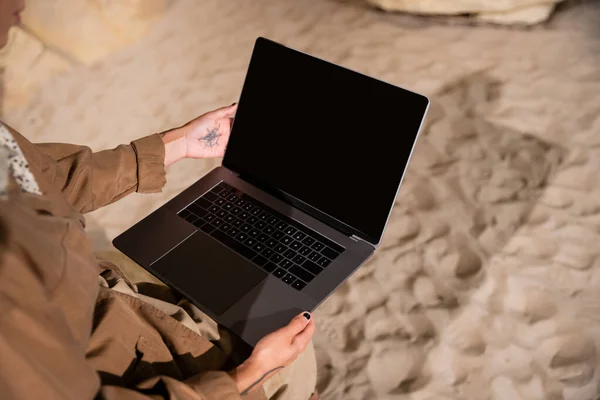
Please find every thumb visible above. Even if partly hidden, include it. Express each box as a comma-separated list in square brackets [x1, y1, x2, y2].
[208, 103, 238, 119]
[292, 319, 315, 352]
[281, 312, 311, 338]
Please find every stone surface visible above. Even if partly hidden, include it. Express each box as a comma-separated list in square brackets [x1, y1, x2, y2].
[477, 4, 556, 25]
[0, 28, 72, 113]
[21, 0, 170, 66]
[1, 0, 170, 114]
[367, 0, 564, 25]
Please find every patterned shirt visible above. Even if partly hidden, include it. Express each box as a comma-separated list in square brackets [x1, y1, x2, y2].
[0, 123, 42, 198]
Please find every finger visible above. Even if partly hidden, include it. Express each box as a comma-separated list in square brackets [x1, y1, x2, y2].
[281, 312, 312, 338]
[208, 103, 238, 119]
[292, 319, 315, 352]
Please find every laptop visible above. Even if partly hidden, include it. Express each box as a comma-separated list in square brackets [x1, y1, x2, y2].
[113, 37, 429, 350]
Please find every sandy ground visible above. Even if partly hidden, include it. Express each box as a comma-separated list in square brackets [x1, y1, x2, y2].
[5, 0, 600, 399]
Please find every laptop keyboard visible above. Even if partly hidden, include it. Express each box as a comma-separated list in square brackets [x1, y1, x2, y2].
[177, 182, 345, 291]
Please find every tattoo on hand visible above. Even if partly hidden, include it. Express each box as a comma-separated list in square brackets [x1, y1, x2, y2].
[240, 366, 284, 396]
[199, 125, 221, 148]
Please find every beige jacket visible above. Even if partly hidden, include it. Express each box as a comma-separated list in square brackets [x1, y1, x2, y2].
[0, 124, 266, 400]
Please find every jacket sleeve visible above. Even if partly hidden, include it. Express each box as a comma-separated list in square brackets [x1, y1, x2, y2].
[8, 125, 167, 213]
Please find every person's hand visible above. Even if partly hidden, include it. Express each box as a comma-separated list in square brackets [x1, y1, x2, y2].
[230, 312, 315, 396]
[160, 103, 238, 166]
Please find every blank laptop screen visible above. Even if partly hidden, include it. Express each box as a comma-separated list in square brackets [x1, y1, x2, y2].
[223, 38, 429, 244]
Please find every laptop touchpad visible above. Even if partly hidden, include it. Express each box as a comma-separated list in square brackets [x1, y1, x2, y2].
[149, 232, 267, 315]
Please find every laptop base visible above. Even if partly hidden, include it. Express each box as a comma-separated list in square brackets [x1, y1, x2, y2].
[114, 167, 374, 347]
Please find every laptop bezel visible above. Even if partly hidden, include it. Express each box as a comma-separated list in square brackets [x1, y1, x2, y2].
[223, 37, 430, 246]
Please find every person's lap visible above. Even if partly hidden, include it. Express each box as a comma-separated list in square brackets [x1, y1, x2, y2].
[96, 250, 317, 400]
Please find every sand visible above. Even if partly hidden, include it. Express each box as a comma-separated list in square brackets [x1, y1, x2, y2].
[4, 0, 600, 399]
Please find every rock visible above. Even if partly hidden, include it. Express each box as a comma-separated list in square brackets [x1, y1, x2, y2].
[367, 0, 564, 25]
[1, 28, 72, 113]
[477, 4, 556, 25]
[21, 0, 170, 66]
[366, 340, 425, 394]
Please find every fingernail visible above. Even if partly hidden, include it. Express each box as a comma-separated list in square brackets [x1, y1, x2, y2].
[303, 312, 311, 320]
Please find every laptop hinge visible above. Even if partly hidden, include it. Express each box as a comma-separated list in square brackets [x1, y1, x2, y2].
[351, 234, 367, 243]
[351, 235, 376, 250]
[231, 169, 375, 245]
